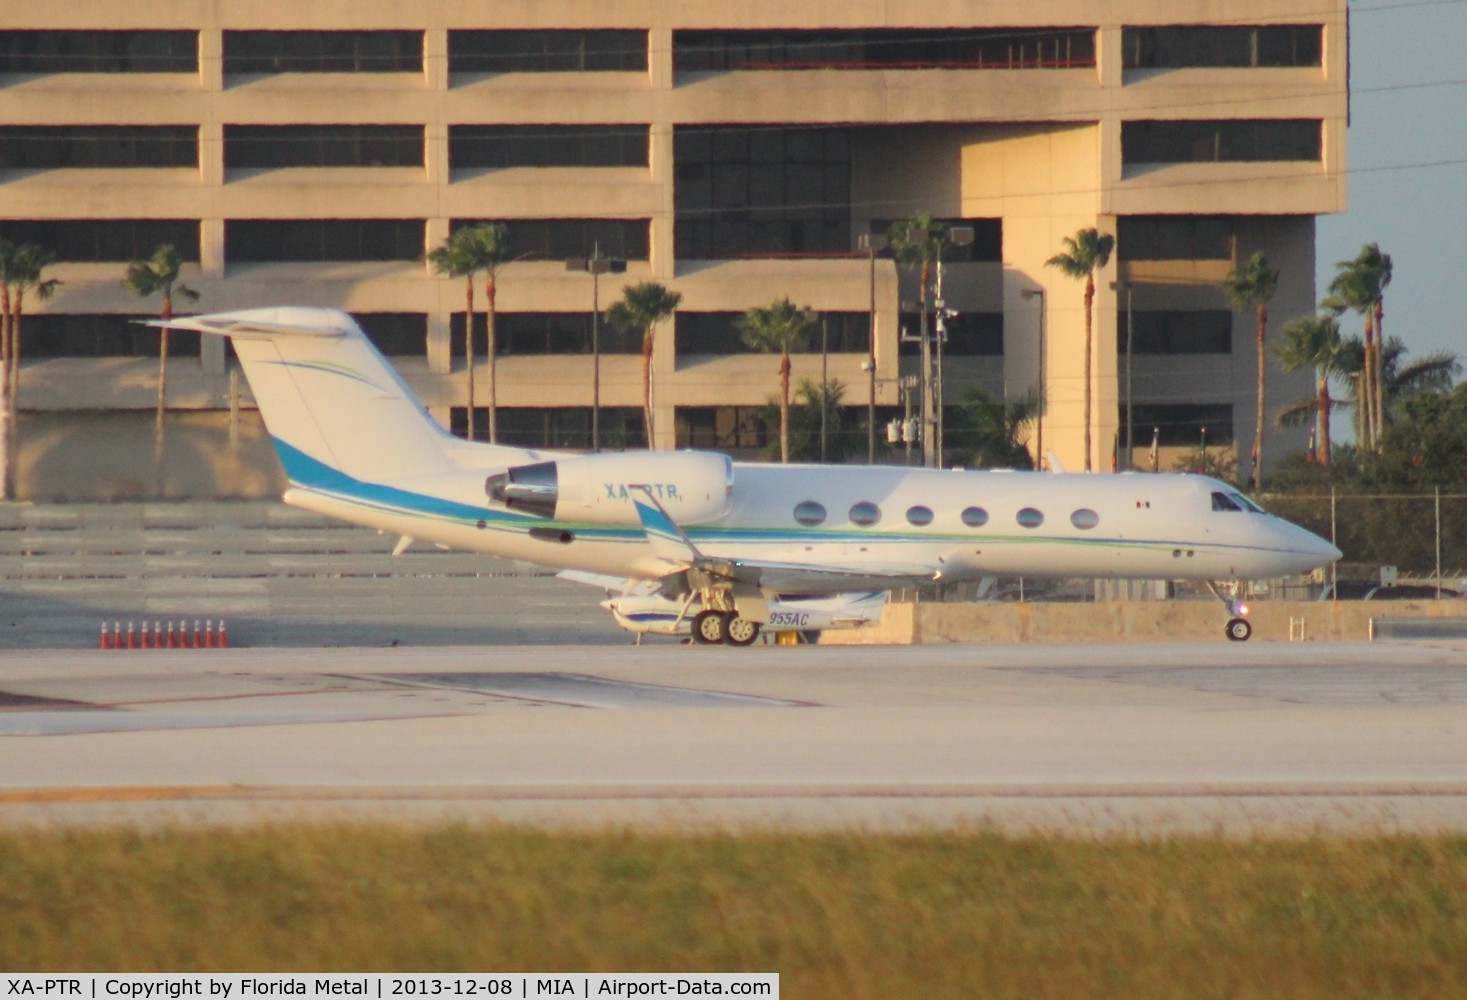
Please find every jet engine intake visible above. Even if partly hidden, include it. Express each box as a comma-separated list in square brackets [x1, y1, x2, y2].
[486, 451, 733, 525]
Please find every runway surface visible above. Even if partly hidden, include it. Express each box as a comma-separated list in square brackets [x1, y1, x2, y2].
[3, 639, 1467, 834]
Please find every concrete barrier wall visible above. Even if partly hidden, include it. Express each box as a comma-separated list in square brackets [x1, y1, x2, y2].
[820, 599, 1467, 644]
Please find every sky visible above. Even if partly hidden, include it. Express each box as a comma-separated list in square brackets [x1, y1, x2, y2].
[1315, 0, 1467, 367]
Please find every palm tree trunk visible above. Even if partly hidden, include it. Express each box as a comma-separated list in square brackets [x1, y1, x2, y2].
[1253, 302, 1267, 490]
[1372, 300, 1386, 443]
[10, 292, 23, 411]
[642, 330, 654, 449]
[0, 292, 11, 502]
[485, 270, 498, 445]
[155, 292, 173, 495]
[1082, 276, 1094, 472]
[1316, 368, 1331, 466]
[463, 277, 475, 441]
[1361, 312, 1376, 450]
[779, 352, 791, 463]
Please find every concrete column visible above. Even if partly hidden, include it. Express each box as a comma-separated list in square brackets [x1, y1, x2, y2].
[423, 28, 448, 91]
[198, 28, 223, 93]
[200, 219, 226, 281]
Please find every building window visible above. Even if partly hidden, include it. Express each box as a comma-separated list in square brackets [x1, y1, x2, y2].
[451, 406, 646, 449]
[1122, 26, 1322, 69]
[849, 501, 881, 527]
[225, 220, 424, 262]
[868, 218, 1003, 263]
[448, 31, 647, 74]
[1117, 216, 1233, 261]
[1122, 119, 1322, 164]
[357, 314, 427, 356]
[674, 29, 1095, 72]
[0, 126, 197, 169]
[0, 220, 199, 262]
[898, 313, 1003, 358]
[1016, 507, 1044, 529]
[1070, 509, 1100, 530]
[450, 218, 649, 262]
[449, 125, 648, 170]
[1120, 311, 1232, 355]
[223, 31, 422, 74]
[676, 407, 770, 450]
[674, 126, 850, 258]
[676, 312, 870, 356]
[961, 506, 989, 527]
[794, 501, 827, 526]
[1123, 404, 1234, 447]
[450, 313, 640, 358]
[224, 126, 423, 169]
[0, 31, 197, 73]
[19, 314, 199, 358]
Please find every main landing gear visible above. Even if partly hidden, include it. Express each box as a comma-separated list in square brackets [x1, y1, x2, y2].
[691, 609, 761, 646]
[1208, 582, 1253, 642]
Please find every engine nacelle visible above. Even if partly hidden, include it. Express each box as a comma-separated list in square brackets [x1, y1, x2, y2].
[486, 450, 733, 526]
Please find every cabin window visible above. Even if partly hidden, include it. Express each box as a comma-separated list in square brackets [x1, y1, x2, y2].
[849, 501, 881, 527]
[1070, 509, 1099, 530]
[793, 500, 826, 526]
[961, 506, 989, 528]
[1212, 492, 1243, 512]
[905, 505, 933, 527]
[1017, 507, 1044, 529]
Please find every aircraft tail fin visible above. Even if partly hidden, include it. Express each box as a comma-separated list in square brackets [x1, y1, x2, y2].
[147, 307, 513, 486]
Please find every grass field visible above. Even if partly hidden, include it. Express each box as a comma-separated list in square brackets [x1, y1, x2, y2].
[2, 826, 1466, 998]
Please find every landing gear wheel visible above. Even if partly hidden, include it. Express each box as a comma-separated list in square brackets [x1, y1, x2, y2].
[1225, 618, 1252, 642]
[724, 616, 760, 646]
[692, 610, 727, 645]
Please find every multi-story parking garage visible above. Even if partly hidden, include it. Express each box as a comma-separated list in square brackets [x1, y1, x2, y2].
[0, 2, 1342, 498]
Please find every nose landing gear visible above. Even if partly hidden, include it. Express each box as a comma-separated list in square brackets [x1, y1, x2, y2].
[1208, 582, 1253, 642]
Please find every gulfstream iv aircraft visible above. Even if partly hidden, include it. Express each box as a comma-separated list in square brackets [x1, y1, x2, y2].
[151, 307, 1340, 645]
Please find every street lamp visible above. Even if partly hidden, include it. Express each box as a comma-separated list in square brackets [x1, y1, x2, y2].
[934, 225, 973, 466]
[858, 231, 888, 464]
[1110, 280, 1134, 470]
[1020, 287, 1046, 469]
[566, 248, 626, 452]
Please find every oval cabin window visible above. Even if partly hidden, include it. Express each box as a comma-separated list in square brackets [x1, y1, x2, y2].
[1017, 507, 1044, 529]
[961, 506, 989, 528]
[905, 505, 934, 527]
[1070, 508, 1100, 530]
[849, 501, 881, 527]
[793, 500, 826, 526]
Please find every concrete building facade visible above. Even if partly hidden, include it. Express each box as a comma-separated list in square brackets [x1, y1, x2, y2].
[0, 2, 1345, 499]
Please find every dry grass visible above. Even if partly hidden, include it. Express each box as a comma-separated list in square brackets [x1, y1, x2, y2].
[2, 826, 1466, 998]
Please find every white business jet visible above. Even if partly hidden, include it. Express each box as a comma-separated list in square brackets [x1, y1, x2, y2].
[149, 307, 1340, 645]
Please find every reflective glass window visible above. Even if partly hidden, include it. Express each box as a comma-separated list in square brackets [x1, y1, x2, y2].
[905, 506, 934, 527]
[1212, 492, 1243, 512]
[961, 506, 989, 527]
[794, 501, 827, 526]
[849, 501, 881, 527]
[1071, 509, 1099, 529]
[1017, 507, 1044, 528]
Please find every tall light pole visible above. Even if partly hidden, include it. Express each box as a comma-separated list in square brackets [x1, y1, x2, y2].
[934, 225, 973, 467]
[1112, 280, 1134, 470]
[566, 247, 625, 452]
[1021, 287, 1046, 469]
[858, 231, 887, 464]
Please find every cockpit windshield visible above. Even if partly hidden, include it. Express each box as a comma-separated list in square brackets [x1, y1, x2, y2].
[1212, 491, 1265, 513]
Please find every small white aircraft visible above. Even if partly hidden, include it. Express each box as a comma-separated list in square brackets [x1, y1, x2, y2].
[149, 307, 1340, 645]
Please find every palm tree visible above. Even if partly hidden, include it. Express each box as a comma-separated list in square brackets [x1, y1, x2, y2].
[125, 244, 199, 477]
[945, 386, 1038, 470]
[605, 281, 682, 449]
[764, 378, 850, 463]
[427, 222, 511, 442]
[1338, 336, 1458, 434]
[1327, 244, 1392, 450]
[0, 241, 59, 500]
[1275, 313, 1342, 465]
[1221, 250, 1279, 490]
[736, 299, 813, 463]
[1044, 227, 1114, 472]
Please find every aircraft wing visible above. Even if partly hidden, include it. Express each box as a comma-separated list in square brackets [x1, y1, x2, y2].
[630, 490, 937, 592]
